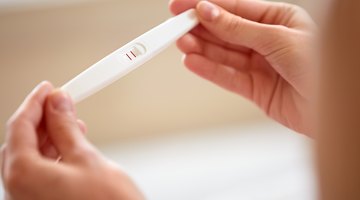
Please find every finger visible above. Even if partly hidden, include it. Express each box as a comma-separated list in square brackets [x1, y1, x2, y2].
[45, 90, 91, 160]
[196, 1, 291, 56]
[6, 81, 53, 156]
[183, 54, 253, 100]
[170, 0, 271, 21]
[40, 119, 87, 160]
[170, 0, 302, 26]
[171, 0, 250, 52]
[77, 119, 87, 134]
[169, 0, 272, 52]
[177, 33, 251, 70]
[190, 25, 251, 53]
[0, 144, 7, 178]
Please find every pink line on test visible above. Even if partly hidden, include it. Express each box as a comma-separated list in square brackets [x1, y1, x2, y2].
[126, 54, 132, 60]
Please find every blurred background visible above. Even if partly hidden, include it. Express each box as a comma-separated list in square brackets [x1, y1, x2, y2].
[0, 0, 316, 199]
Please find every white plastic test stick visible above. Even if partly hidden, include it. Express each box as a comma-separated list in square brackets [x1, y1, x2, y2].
[61, 9, 199, 103]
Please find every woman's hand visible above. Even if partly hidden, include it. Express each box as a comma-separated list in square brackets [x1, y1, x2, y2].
[170, 0, 317, 135]
[1, 82, 144, 200]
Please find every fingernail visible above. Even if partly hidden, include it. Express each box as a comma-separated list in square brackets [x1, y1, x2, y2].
[198, 1, 220, 21]
[33, 81, 51, 93]
[181, 54, 187, 64]
[34, 81, 46, 90]
[50, 90, 74, 113]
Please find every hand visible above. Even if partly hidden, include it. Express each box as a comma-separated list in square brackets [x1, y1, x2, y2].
[1, 82, 144, 200]
[170, 0, 317, 135]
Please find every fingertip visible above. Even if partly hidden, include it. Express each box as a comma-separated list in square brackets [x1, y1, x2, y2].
[47, 89, 74, 115]
[36, 81, 53, 93]
[30, 81, 54, 100]
[177, 33, 202, 53]
[169, 0, 199, 15]
[40, 81, 54, 90]
[196, 1, 220, 22]
[168, 0, 178, 15]
[181, 54, 196, 72]
[12, 81, 54, 126]
[27, 81, 54, 103]
[183, 53, 195, 67]
[182, 54, 199, 72]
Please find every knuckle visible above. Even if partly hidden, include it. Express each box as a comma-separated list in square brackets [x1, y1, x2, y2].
[276, 26, 298, 44]
[70, 146, 97, 160]
[258, 25, 298, 56]
[274, 2, 297, 16]
[278, 2, 306, 19]
[224, 15, 243, 34]
[289, 4, 306, 14]
[277, 2, 294, 11]
[266, 25, 293, 42]
[259, 26, 283, 47]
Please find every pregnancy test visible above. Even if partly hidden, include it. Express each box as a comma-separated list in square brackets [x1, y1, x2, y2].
[61, 9, 199, 103]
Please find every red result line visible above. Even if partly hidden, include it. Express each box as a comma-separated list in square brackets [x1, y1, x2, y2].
[126, 54, 132, 60]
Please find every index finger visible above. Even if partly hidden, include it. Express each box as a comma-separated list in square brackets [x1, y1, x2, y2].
[170, 0, 274, 22]
[6, 81, 53, 156]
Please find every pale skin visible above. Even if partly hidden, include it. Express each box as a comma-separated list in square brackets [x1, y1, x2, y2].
[171, 0, 316, 135]
[1, 0, 316, 199]
[1, 82, 144, 200]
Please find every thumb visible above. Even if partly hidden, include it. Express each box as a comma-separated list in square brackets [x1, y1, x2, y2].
[196, 1, 288, 56]
[45, 90, 90, 160]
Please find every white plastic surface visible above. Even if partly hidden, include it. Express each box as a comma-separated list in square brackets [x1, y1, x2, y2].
[61, 9, 199, 103]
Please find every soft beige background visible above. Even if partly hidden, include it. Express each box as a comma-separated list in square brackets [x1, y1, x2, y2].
[0, 0, 310, 145]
